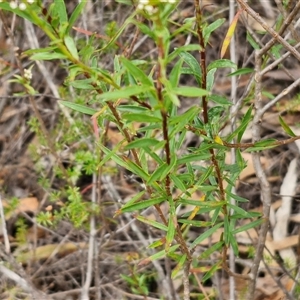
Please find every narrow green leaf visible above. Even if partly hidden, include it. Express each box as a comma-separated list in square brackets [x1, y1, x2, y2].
[64, 35, 79, 59]
[246, 142, 277, 152]
[168, 45, 201, 62]
[254, 138, 277, 147]
[262, 90, 275, 100]
[143, 147, 164, 164]
[197, 166, 214, 185]
[180, 67, 201, 83]
[139, 245, 180, 265]
[59, 101, 97, 115]
[30, 52, 67, 60]
[147, 163, 168, 185]
[227, 105, 252, 142]
[190, 222, 224, 248]
[120, 274, 136, 285]
[208, 106, 223, 121]
[227, 204, 253, 218]
[237, 105, 253, 142]
[204, 18, 226, 45]
[118, 191, 146, 212]
[54, 0, 68, 23]
[124, 138, 161, 150]
[178, 199, 226, 208]
[169, 106, 200, 125]
[166, 214, 176, 251]
[224, 215, 230, 244]
[225, 190, 249, 203]
[173, 87, 209, 97]
[131, 19, 155, 40]
[98, 144, 129, 169]
[100, 11, 136, 52]
[228, 68, 254, 76]
[158, 157, 177, 182]
[230, 233, 239, 256]
[120, 57, 153, 86]
[178, 51, 202, 85]
[121, 197, 165, 213]
[178, 219, 212, 227]
[206, 68, 217, 92]
[68, 79, 94, 89]
[136, 215, 168, 231]
[233, 218, 265, 234]
[211, 207, 221, 224]
[171, 254, 187, 279]
[170, 174, 186, 192]
[209, 94, 232, 105]
[199, 241, 224, 259]
[98, 85, 152, 101]
[279, 116, 296, 137]
[202, 261, 222, 282]
[148, 239, 165, 249]
[117, 105, 149, 113]
[68, 1, 87, 33]
[207, 59, 237, 71]
[177, 153, 211, 164]
[124, 159, 150, 181]
[197, 185, 218, 192]
[169, 58, 183, 88]
[122, 113, 161, 123]
[247, 32, 260, 50]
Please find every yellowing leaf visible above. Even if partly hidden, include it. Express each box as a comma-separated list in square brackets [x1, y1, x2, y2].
[214, 135, 223, 145]
[220, 10, 243, 59]
[180, 195, 205, 231]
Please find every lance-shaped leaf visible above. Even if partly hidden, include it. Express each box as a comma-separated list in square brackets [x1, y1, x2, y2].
[138, 245, 180, 266]
[171, 254, 187, 279]
[279, 116, 296, 137]
[120, 197, 165, 213]
[220, 9, 243, 59]
[97, 85, 153, 101]
[202, 261, 222, 282]
[136, 215, 168, 231]
[190, 222, 224, 249]
[178, 51, 202, 85]
[59, 101, 97, 115]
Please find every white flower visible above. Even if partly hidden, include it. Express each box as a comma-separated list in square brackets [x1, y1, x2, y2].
[144, 4, 154, 13]
[10, 1, 18, 9]
[19, 3, 26, 10]
[24, 68, 32, 81]
[27, 0, 35, 3]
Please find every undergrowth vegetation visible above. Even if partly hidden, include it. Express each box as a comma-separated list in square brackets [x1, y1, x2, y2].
[1, 1, 300, 299]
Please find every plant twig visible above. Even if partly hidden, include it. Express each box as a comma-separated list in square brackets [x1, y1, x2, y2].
[237, 0, 300, 62]
[0, 194, 10, 254]
[246, 49, 271, 300]
[81, 174, 97, 300]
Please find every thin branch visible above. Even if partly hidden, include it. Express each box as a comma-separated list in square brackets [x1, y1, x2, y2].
[183, 260, 191, 300]
[261, 76, 300, 115]
[246, 49, 272, 300]
[237, 0, 300, 62]
[0, 194, 10, 254]
[81, 174, 97, 300]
